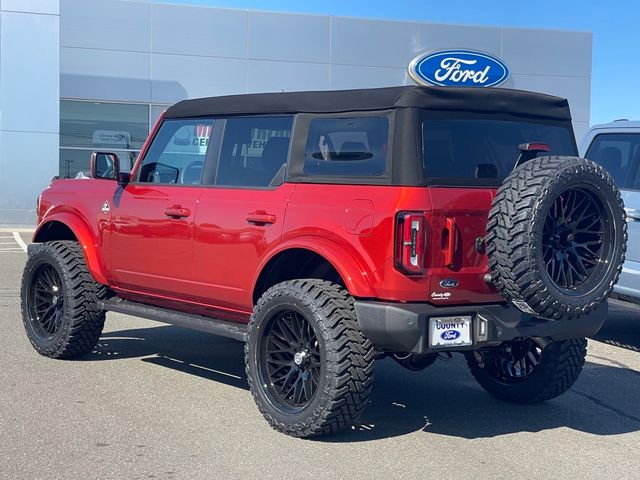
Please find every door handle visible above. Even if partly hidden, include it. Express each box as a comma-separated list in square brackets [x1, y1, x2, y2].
[246, 211, 276, 225]
[625, 208, 640, 221]
[164, 205, 191, 218]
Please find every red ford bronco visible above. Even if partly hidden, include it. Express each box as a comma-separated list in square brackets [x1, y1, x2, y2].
[21, 86, 627, 437]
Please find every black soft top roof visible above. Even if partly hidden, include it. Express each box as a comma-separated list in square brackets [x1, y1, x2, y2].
[164, 85, 572, 121]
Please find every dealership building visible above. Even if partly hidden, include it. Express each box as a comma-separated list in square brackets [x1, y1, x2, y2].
[0, 0, 593, 225]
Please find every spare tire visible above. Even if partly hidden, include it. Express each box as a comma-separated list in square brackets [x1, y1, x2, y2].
[487, 156, 627, 320]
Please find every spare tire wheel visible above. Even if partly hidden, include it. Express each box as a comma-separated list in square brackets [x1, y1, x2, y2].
[487, 156, 627, 320]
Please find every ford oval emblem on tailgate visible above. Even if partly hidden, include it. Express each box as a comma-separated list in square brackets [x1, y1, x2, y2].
[408, 50, 510, 87]
[440, 279, 459, 288]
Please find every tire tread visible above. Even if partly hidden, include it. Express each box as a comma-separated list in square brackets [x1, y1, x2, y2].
[245, 279, 374, 438]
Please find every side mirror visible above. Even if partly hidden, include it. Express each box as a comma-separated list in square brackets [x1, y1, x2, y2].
[90, 152, 120, 180]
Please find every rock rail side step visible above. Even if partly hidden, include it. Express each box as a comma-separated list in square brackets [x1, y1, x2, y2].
[98, 298, 248, 342]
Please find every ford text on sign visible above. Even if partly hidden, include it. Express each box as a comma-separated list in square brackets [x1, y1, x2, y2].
[409, 50, 510, 88]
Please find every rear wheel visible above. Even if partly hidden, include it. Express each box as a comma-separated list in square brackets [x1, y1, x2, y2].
[245, 279, 374, 438]
[21, 241, 107, 358]
[465, 337, 587, 404]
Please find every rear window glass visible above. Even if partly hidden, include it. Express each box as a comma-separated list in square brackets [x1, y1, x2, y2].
[585, 133, 640, 190]
[304, 117, 389, 177]
[216, 116, 293, 188]
[423, 119, 576, 185]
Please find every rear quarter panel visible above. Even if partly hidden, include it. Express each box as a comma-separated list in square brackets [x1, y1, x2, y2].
[283, 184, 423, 301]
[284, 183, 502, 304]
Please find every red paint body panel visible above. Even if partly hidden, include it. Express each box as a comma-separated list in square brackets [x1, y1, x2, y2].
[190, 184, 295, 311]
[35, 179, 502, 314]
[108, 184, 199, 297]
[34, 179, 117, 285]
[426, 187, 502, 304]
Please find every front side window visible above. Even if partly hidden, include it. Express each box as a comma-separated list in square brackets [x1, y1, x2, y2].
[137, 118, 214, 185]
[585, 133, 640, 190]
[216, 116, 293, 188]
[422, 118, 577, 185]
[303, 117, 389, 177]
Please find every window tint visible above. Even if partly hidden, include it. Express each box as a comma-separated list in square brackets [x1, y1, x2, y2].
[304, 117, 389, 177]
[137, 118, 214, 185]
[585, 133, 640, 190]
[216, 116, 293, 187]
[423, 118, 576, 185]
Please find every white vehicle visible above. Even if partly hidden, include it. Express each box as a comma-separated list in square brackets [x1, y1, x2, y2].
[581, 120, 640, 303]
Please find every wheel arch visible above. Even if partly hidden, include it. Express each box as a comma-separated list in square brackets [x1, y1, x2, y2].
[252, 239, 376, 304]
[33, 214, 108, 285]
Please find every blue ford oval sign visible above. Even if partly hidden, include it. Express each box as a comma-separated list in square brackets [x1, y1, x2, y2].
[408, 50, 510, 87]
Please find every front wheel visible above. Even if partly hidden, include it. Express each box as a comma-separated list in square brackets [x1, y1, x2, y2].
[21, 241, 107, 358]
[465, 337, 587, 404]
[245, 279, 374, 438]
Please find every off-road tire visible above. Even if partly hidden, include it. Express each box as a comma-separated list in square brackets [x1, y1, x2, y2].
[245, 279, 375, 438]
[487, 156, 626, 320]
[21, 241, 107, 358]
[466, 338, 587, 404]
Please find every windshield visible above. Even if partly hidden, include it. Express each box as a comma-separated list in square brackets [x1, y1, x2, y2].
[423, 118, 577, 186]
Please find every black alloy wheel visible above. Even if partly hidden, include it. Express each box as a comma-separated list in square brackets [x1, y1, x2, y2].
[245, 279, 374, 437]
[259, 309, 322, 411]
[21, 241, 107, 358]
[26, 264, 65, 339]
[486, 339, 542, 383]
[542, 186, 613, 293]
[465, 337, 588, 404]
[487, 156, 626, 320]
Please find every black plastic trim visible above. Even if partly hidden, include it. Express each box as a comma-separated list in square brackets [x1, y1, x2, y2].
[99, 298, 247, 342]
[353, 300, 607, 354]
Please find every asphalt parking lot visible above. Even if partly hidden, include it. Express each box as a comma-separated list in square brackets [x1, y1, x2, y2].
[1, 231, 639, 480]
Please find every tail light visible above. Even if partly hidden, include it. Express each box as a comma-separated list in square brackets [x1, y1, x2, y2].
[395, 212, 427, 275]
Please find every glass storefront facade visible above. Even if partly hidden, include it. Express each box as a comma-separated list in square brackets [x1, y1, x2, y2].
[59, 100, 168, 178]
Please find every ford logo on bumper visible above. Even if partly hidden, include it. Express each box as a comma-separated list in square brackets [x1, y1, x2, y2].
[409, 50, 510, 88]
[440, 330, 461, 341]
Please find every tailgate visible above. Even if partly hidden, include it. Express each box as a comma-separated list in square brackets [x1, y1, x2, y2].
[426, 187, 502, 305]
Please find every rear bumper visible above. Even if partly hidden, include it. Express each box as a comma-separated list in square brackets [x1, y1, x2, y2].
[354, 300, 607, 354]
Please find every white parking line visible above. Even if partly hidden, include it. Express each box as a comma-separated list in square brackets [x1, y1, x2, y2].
[12, 232, 28, 253]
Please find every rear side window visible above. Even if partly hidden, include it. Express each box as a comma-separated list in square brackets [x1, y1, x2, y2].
[422, 119, 576, 185]
[304, 117, 389, 177]
[137, 118, 214, 185]
[216, 116, 293, 188]
[585, 133, 640, 189]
